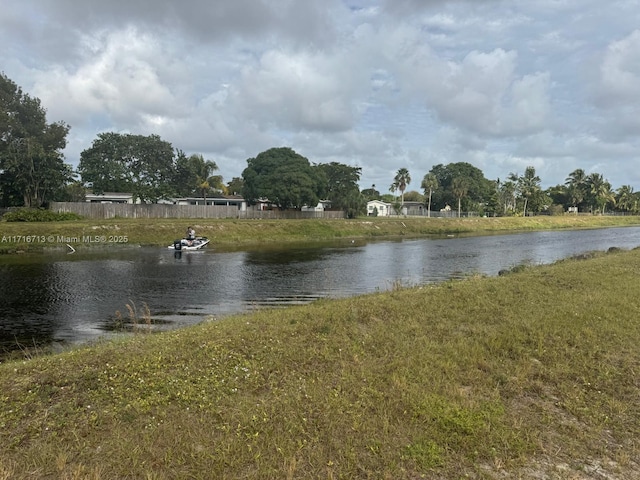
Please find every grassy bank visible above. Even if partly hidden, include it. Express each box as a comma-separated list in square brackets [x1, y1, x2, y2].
[1, 248, 640, 478]
[1, 214, 640, 253]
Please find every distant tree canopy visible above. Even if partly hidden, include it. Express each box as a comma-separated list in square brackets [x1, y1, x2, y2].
[403, 190, 424, 202]
[173, 151, 223, 200]
[361, 186, 380, 201]
[241, 147, 323, 210]
[226, 177, 244, 196]
[428, 162, 494, 213]
[0, 72, 72, 207]
[79, 132, 175, 203]
[317, 162, 365, 217]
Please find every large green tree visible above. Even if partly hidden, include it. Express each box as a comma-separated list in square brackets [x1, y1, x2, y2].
[317, 162, 364, 217]
[428, 162, 493, 213]
[79, 132, 175, 203]
[0, 73, 72, 207]
[546, 184, 570, 212]
[241, 147, 323, 210]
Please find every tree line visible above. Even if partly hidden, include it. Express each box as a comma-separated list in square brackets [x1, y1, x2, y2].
[1, 72, 637, 216]
[374, 163, 637, 217]
[0, 73, 364, 216]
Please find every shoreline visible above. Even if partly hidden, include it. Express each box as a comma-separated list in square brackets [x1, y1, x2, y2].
[1, 215, 639, 254]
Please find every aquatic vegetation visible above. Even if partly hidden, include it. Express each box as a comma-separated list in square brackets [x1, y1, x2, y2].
[113, 301, 153, 333]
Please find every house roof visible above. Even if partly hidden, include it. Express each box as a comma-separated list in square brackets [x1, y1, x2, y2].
[86, 192, 133, 198]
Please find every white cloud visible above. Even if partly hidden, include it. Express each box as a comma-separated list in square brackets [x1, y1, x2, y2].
[234, 49, 358, 132]
[2, 0, 640, 192]
[31, 28, 185, 129]
[597, 29, 640, 106]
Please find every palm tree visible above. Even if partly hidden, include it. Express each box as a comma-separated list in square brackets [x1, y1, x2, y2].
[393, 168, 411, 206]
[507, 172, 520, 213]
[601, 184, 616, 214]
[586, 173, 615, 214]
[565, 168, 587, 210]
[517, 166, 541, 217]
[389, 181, 398, 198]
[189, 154, 222, 203]
[420, 173, 439, 217]
[451, 177, 469, 218]
[497, 178, 516, 214]
[616, 185, 635, 213]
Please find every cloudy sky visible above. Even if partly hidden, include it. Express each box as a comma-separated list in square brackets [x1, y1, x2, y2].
[2, 0, 640, 192]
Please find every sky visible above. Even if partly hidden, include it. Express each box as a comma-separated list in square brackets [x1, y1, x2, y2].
[2, 0, 640, 193]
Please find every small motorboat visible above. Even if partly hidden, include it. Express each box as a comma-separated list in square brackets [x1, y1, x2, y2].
[168, 236, 210, 251]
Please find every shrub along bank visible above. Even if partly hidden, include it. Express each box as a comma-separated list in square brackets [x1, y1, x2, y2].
[1, 247, 639, 478]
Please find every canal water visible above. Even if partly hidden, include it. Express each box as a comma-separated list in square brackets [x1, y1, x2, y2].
[1, 226, 639, 351]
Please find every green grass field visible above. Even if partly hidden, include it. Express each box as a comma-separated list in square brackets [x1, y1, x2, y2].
[1, 246, 639, 478]
[1, 214, 640, 253]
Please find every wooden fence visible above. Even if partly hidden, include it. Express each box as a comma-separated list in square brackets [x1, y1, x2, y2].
[50, 202, 346, 220]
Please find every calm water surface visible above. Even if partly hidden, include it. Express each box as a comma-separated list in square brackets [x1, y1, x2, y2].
[1, 226, 639, 350]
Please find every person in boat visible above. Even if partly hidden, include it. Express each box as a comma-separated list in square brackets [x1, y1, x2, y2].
[186, 226, 196, 246]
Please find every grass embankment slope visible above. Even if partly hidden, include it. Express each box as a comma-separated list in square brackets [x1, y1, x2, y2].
[1, 248, 640, 479]
[1, 214, 640, 252]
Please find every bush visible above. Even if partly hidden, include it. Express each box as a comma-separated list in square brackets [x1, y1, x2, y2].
[547, 204, 565, 216]
[2, 208, 82, 222]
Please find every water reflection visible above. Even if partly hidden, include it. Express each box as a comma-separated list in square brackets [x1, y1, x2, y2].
[1, 226, 639, 352]
[0, 261, 58, 347]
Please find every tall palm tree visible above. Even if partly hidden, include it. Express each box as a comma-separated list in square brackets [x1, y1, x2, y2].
[421, 173, 439, 217]
[586, 173, 615, 214]
[517, 166, 541, 217]
[393, 168, 411, 206]
[565, 168, 587, 210]
[451, 177, 469, 218]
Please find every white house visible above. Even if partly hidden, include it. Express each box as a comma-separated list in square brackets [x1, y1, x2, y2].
[366, 200, 391, 217]
[172, 195, 247, 211]
[85, 192, 138, 204]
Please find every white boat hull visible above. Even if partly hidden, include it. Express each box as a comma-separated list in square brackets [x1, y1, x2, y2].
[168, 237, 210, 251]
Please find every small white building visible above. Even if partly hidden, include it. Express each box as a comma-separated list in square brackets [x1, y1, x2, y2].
[366, 200, 391, 217]
[302, 200, 332, 212]
[85, 192, 138, 204]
